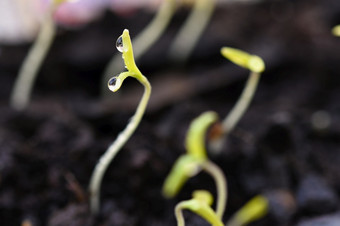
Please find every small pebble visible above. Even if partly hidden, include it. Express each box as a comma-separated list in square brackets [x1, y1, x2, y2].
[297, 212, 340, 226]
[265, 189, 296, 223]
[296, 174, 338, 214]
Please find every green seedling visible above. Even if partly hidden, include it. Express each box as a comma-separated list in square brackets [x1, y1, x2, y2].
[175, 193, 269, 226]
[163, 111, 227, 218]
[209, 47, 265, 152]
[89, 29, 151, 214]
[332, 25, 340, 37]
[10, 0, 71, 110]
[169, 0, 216, 62]
[226, 195, 269, 226]
[175, 190, 224, 226]
[101, 0, 177, 96]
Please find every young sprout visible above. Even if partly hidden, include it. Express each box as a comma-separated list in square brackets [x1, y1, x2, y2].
[332, 25, 340, 37]
[209, 47, 265, 152]
[101, 0, 177, 96]
[169, 0, 216, 62]
[226, 195, 269, 226]
[9, 0, 72, 110]
[175, 190, 224, 226]
[163, 111, 227, 218]
[89, 29, 151, 214]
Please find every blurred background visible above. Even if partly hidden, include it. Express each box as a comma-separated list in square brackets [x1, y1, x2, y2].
[1, 0, 340, 225]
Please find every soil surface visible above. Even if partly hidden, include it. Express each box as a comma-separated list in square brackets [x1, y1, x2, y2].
[1, 0, 340, 225]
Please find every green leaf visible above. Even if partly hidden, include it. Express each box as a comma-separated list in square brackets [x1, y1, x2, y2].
[221, 47, 265, 73]
[228, 195, 269, 226]
[162, 155, 203, 198]
[185, 111, 219, 159]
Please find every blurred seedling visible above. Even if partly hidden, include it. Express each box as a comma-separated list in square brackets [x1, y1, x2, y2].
[175, 191, 268, 226]
[209, 47, 265, 153]
[101, 0, 177, 96]
[332, 25, 340, 37]
[169, 0, 216, 62]
[10, 0, 76, 110]
[175, 190, 224, 226]
[226, 195, 269, 226]
[163, 111, 227, 219]
[166, 111, 268, 225]
[89, 29, 151, 214]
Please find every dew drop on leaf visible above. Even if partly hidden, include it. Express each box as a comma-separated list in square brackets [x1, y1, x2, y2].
[108, 76, 118, 90]
[116, 36, 123, 52]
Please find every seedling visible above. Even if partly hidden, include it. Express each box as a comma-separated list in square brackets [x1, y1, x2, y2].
[89, 29, 151, 214]
[209, 47, 265, 152]
[163, 111, 227, 218]
[169, 0, 216, 62]
[9, 0, 73, 110]
[175, 192, 269, 226]
[175, 190, 224, 226]
[226, 195, 269, 226]
[332, 25, 340, 37]
[101, 0, 177, 95]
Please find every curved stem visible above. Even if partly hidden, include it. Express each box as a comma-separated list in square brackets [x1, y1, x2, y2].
[101, 0, 177, 96]
[201, 160, 227, 219]
[10, 7, 56, 110]
[222, 71, 260, 133]
[89, 75, 151, 214]
[175, 203, 186, 226]
[209, 71, 260, 152]
[169, 0, 216, 62]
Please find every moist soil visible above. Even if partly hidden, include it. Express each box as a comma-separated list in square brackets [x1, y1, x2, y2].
[1, 0, 340, 225]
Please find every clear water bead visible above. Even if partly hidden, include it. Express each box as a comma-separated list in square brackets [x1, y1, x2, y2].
[116, 36, 123, 52]
[108, 76, 118, 92]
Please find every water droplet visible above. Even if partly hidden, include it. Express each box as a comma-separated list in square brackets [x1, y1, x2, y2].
[116, 36, 123, 52]
[108, 76, 118, 91]
[108, 76, 117, 86]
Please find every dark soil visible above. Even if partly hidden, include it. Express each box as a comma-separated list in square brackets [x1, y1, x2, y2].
[1, 0, 340, 225]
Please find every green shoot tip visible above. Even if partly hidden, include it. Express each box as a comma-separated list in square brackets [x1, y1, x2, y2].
[185, 111, 219, 160]
[332, 25, 340, 37]
[231, 195, 269, 226]
[192, 190, 214, 206]
[221, 47, 265, 73]
[162, 155, 203, 198]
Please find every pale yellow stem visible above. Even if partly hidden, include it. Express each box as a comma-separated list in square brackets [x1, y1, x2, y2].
[222, 71, 260, 133]
[202, 161, 228, 219]
[89, 76, 151, 214]
[169, 0, 216, 61]
[10, 7, 56, 110]
[210, 71, 261, 151]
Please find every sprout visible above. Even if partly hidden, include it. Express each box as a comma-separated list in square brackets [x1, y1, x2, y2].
[169, 0, 217, 62]
[332, 25, 340, 37]
[226, 195, 269, 226]
[209, 47, 265, 152]
[221, 47, 265, 73]
[101, 0, 177, 96]
[175, 190, 224, 226]
[9, 0, 71, 110]
[186, 111, 219, 159]
[89, 29, 151, 215]
[163, 111, 227, 218]
[162, 155, 204, 198]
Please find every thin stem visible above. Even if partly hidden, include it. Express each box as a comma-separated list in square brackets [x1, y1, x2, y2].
[10, 7, 56, 110]
[169, 0, 216, 62]
[101, 0, 177, 96]
[89, 75, 151, 214]
[201, 160, 227, 219]
[175, 203, 186, 226]
[222, 71, 260, 133]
